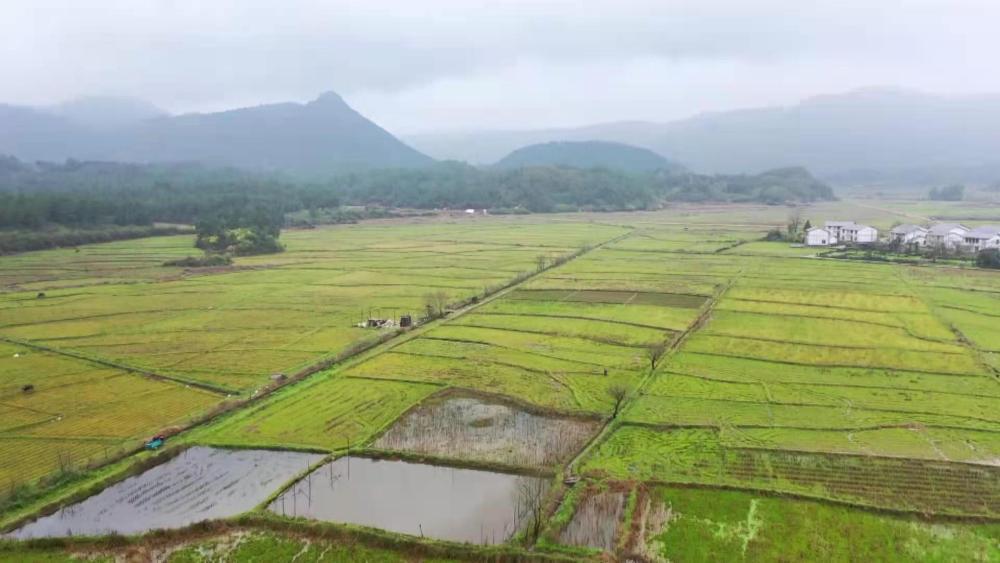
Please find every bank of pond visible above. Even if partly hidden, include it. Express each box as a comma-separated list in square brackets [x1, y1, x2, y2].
[5, 446, 550, 547]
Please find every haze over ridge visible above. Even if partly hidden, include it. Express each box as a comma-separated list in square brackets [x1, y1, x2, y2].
[3, 0, 999, 133]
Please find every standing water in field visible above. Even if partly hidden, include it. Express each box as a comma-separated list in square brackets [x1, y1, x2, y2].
[268, 457, 549, 544]
[374, 394, 599, 467]
[558, 490, 627, 551]
[8, 447, 323, 539]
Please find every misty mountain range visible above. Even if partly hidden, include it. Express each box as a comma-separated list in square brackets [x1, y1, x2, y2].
[1, 88, 999, 184]
[0, 92, 431, 176]
[406, 88, 1000, 184]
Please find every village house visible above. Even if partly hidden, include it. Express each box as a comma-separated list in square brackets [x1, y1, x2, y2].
[889, 224, 928, 246]
[962, 225, 1000, 252]
[926, 224, 969, 249]
[806, 227, 834, 246]
[824, 221, 879, 244]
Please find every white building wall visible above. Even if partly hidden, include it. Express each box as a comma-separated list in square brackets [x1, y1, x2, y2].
[943, 232, 965, 248]
[856, 227, 878, 243]
[806, 229, 833, 246]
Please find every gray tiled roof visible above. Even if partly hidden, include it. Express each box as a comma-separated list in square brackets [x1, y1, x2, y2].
[928, 223, 968, 236]
[964, 225, 1000, 239]
[890, 224, 926, 234]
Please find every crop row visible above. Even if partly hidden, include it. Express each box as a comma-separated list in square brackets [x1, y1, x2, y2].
[664, 352, 996, 397]
[199, 376, 439, 451]
[582, 426, 1000, 516]
[642, 372, 1000, 423]
[625, 394, 999, 433]
[683, 334, 984, 375]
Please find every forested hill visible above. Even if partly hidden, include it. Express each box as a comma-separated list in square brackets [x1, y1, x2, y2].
[0, 92, 432, 176]
[330, 163, 835, 210]
[495, 141, 682, 172]
[0, 156, 834, 235]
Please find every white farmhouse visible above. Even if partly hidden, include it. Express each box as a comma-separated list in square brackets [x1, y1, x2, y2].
[806, 227, 835, 246]
[926, 224, 969, 249]
[889, 224, 928, 246]
[824, 221, 852, 241]
[824, 221, 878, 243]
[962, 225, 1000, 252]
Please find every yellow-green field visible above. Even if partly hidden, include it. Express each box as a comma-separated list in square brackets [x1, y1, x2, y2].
[2, 204, 999, 561]
[0, 218, 626, 487]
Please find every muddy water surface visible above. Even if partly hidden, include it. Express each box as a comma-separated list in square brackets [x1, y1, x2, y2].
[9, 447, 322, 539]
[268, 456, 548, 544]
[375, 394, 599, 467]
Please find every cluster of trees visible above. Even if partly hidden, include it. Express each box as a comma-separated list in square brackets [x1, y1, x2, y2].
[656, 167, 835, 204]
[976, 248, 1000, 269]
[0, 156, 836, 253]
[0, 225, 190, 255]
[928, 184, 965, 201]
[328, 163, 657, 212]
[194, 206, 285, 256]
[764, 210, 812, 242]
[328, 163, 835, 211]
[0, 157, 340, 230]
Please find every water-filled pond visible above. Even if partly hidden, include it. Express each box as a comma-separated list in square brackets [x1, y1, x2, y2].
[8, 446, 323, 538]
[268, 456, 548, 544]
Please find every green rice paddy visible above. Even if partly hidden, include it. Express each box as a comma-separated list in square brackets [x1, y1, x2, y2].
[2, 204, 999, 561]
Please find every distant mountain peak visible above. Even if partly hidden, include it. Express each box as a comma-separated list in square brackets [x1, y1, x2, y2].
[309, 91, 351, 109]
[0, 91, 432, 175]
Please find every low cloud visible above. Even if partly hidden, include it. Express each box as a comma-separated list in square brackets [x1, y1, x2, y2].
[2, 0, 998, 130]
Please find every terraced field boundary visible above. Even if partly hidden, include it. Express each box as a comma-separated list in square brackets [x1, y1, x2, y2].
[563, 269, 742, 480]
[1, 515, 584, 563]
[900, 273, 1000, 381]
[0, 229, 636, 528]
[0, 335, 234, 396]
[570, 254, 1000, 523]
[582, 433, 1000, 520]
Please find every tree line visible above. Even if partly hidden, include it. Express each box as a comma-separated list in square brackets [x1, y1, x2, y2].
[0, 156, 836, 233]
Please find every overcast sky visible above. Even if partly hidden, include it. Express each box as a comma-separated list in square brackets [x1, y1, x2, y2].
[2, 0, 999, 133]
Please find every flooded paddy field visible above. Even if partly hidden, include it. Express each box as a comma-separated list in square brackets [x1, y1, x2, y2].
[268, 456, 549, 544]
[558, 490, 627, 551]
[8, 447, 323, 539]
[373, 394, 600, 467]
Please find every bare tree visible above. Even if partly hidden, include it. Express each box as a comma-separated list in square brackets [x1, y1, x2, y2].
[535, 254, 548, 271]
[423, 290, 450, 318]
[607, 384, 629, 418]
[514, 477, 547, 545]
[646, 341, 667, 370]
[786, 208, 803, 239]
